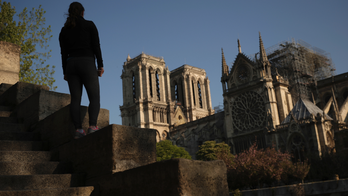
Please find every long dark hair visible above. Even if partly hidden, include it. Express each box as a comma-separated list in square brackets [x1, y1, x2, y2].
[64, 2, 85, 28]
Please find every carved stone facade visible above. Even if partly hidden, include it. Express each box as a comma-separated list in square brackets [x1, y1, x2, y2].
[120, 34, 348, 159]
[220, 34, 348, 159]
[170, 65, 214, 122]
[120, 53, 214, 142]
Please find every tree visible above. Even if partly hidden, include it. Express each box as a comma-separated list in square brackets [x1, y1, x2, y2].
[196, 141, 234, 167]
[290, 160, 310, 183]
[0, 1, 56, 90]
[228, 143, 310, 190]
[156, 140, 192, 161]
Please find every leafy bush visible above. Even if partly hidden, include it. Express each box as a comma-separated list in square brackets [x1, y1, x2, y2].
[196, 141, 234, 167]
[156, 140, 192, 161]
[290, 160, 310, 183]
[228, 143, 310, 190]
[230, 189, 242, 196]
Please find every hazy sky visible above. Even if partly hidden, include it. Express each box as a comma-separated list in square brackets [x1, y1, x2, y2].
[8, 0, 348, 125]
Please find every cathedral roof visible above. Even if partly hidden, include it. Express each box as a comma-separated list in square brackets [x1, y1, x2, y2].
[230, 52, 256, 75]
[282, 98, 332, 124]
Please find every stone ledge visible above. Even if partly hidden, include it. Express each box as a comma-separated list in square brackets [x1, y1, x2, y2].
[0, 82, 49, 107]
[0, 83, 13, 98]
[58, 124, 156, 180]
[11, 90, 71, 131]
[0, 71, 19, 86]
[87, 158, 229, 196]
[33, 105, 109, 149]
[240, 178, 348, 196]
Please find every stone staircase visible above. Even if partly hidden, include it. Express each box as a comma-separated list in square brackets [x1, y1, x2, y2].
[0, 82, 229, 196]
[0, 105, 94, 196]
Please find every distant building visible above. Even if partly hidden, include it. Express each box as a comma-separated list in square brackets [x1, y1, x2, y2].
[120, 33, 348, 160]
[120, 53, 214, 142]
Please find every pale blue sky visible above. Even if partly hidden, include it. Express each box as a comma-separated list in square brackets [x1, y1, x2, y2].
[8, 0, 348, 125]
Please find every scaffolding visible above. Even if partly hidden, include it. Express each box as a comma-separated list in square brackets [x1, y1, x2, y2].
[248, 39, 336, 102]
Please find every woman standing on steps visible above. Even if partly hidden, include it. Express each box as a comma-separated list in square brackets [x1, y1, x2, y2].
[59, 2, 104, 139]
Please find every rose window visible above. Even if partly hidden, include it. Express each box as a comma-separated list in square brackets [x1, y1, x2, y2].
[231, 91, 266, 132]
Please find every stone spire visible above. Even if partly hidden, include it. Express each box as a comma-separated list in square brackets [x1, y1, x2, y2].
[259, 32, 270, 65]
[259, 32, 271, 77]
[238, 39, 242, 54]
[221, 48, 229, 76]
[127, 54, 131, 62]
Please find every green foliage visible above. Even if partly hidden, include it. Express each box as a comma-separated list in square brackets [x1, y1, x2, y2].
[156, 140, 192, 161]
[0, 1, 56, 90]
[230, 189, 242, 196]
[196, 141, 234, 167]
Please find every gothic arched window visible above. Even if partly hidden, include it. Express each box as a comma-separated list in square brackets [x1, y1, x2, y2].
[192, 81, 196, 106]
[174, 82, 178, 101]
[180, 80, 185, 106]
[198, 81, 202, 108]
[132, 73, 136, 102]
[149, 70, 153, 97]
[156, 71, 160, 101]
[288, 133, 307, 162]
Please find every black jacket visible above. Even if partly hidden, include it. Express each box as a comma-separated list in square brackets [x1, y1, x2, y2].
[59, 16, 103, 75]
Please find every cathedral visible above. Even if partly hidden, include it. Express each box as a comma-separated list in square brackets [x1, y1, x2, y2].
[120, 33, 348, 160]
[120, 53, 214, 142]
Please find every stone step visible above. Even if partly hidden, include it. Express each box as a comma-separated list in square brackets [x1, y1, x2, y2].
[0, 174, 84, 190]
[0, 111, 11, 118]
[0, 106, 13, 111]
[0, 141, 48, 151]
[0, 161, 72, 175]
[0, 117, 17, 124]
[0, 106, 13, 118]
[0, 186, 94, 196]
[0, 123, 24, 132]
[0, 84, 13, 98]
[0, 151, 54, 162]
[0, 131, 40, 141]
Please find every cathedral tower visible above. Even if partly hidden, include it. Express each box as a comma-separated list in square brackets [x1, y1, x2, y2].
[121, 53, 215, 141]
[120, 53, 172, 141]
[170, 64, 214, 122]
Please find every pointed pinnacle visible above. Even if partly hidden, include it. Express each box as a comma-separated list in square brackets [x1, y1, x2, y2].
[238, 39, 242, 54]
[259, 32, 269, 63]
[127, 54, 131, 61]
[221, 48, 229, 76]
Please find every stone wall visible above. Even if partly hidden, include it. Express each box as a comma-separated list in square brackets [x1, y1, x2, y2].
[89, 159, 229, 196]
[170, 112, 226, 159]
[239, 178, 348, 196]
[0, 41, 20, 85]
[335, 129, 348, 154]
